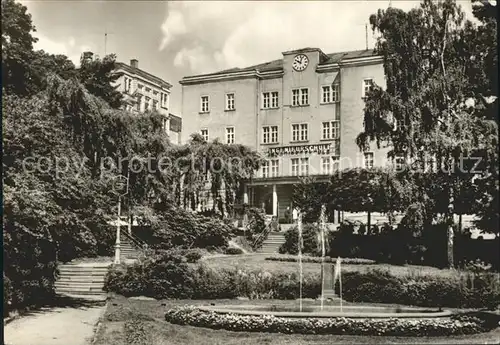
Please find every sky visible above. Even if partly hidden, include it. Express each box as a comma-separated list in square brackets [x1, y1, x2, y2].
[23, 0, 476, 116]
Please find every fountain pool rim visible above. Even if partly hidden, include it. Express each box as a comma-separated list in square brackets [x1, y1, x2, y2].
[198, 304, 453, 319]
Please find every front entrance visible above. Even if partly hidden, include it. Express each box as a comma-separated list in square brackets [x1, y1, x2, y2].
[263, 192, 273, 216]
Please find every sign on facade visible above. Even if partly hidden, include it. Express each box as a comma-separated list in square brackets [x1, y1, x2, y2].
[267, 143, 336, 157]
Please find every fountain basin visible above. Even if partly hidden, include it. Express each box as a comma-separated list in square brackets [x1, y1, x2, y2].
[198, 303, 452, 318]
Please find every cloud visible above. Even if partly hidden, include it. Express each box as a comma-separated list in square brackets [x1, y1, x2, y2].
[159, 0, 474, 75]
[33, 33, 92, 66]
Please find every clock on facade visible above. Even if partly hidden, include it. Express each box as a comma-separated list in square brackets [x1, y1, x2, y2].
[292, 54, 309, 71]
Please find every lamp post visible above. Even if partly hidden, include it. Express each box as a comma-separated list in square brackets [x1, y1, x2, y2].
[112, 175, 129, 265]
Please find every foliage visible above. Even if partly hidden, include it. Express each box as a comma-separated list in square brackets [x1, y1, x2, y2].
[292, 177, 329, 222]
[124, 319, 149, 345]
[165, 306, 493, 336]
[265, 255, 375, 265]
[225, 247, 244, 255]
[357, 0, 498, 265]
[3, 273, 13, 316]
[279, 224, 324, 256]
[1, 0, 37, 96]
[244, 207, 267, 243]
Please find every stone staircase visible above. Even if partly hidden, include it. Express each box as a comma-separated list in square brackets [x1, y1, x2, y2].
[55, 231, 145, 299]
[257, 231, 286, 254]
[55, 263, 110, 299]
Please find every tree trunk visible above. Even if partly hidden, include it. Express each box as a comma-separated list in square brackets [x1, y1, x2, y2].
[447, 180, 455, 268]
[367, 211, 371, 235]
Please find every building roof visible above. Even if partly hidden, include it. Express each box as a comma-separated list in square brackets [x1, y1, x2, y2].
[182, 48, 379, 80]
[116, 62, 172, 89]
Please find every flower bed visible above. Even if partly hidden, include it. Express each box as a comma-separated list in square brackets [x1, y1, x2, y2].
[265, 255, 375, 265]
[164, 306, 493, 336]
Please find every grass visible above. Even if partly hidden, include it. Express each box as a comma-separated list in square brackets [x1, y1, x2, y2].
[94, 295, 500, 345]
[200, 253, 462, 278]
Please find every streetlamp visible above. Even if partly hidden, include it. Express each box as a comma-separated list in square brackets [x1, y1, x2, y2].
[112, 174, 129, 264]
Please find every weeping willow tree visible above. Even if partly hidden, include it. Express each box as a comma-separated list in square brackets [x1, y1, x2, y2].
[169, 134, 261, 216]
[357, 0, 498, 267]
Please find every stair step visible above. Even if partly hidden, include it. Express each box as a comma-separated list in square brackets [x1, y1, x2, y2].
[56, 289, 105, 295]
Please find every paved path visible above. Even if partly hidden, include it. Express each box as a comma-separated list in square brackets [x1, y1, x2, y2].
[4, 304, 106, 345]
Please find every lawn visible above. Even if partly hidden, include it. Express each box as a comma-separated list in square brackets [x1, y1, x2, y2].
[200, 253, 465, 279]
[94, 295, 500, 345]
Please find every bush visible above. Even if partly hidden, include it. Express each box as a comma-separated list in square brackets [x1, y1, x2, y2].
[165, 306, 492, 336]
[265, 255, 375, 265]
[279, 224, 324, 256]
[3, 273, 12, 316]
[104, 257, 500, 309]
[225, 247, 244, 255]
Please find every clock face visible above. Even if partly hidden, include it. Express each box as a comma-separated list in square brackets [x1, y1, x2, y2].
[292, 54, 309, 71]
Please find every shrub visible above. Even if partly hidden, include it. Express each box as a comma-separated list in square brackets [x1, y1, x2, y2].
[225, 247, 244, 255]
[265, 255, 375, 265]
[244, 208, 267, 242]
[125, 319, 149, 345]
[279, 224, 323, 256]
[164, 306, 493, 336]
[3, 273, 12, 316]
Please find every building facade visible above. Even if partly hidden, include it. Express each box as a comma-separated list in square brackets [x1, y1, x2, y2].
[180, 47, 392, 221]
[114, 58, 182, 144]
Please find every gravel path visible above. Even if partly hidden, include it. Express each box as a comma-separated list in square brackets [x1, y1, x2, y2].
[4, 304, 106, 345]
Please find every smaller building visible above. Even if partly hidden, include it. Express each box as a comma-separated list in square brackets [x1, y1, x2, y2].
[113, 57, 182, 144]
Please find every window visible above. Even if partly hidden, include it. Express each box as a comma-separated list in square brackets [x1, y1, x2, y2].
[145, 87, 151, 93]
[291, 123, 308, 142]
[226, 93, 235, 111]
[136, 96, 142, 111]
[262, 161, 269, 178]
[226, 127, 235, 144]
[138, 84, 144, 90]
[262, 93, 270, 109]
[394, 156, 405, 171]
[364, 152, 374, 169]
[321, 84, 340, 103]
[291, 158, 299, 176]
[161, 93, 168, 108]
[362, 79, 374, 98]
[124, 77, 129, 92]
[200, 96, 209, 113]
[291, 88, 309, 106]
[332, 156, 340, 171]
[292, 89, 300, 106]
[262, 126, 278, 144]
[271, 92, 279, 108]
[322, 121, 339, 140]
[321, 157, 331, 174]
[153, 90, 158, 96]
[201, 129, 209, 142]
[300, 157, 309, 176]
[162, 117, 168, 133]
[262, 92, 279, 109]
[145, 96, 150, 111]
[270, 159, 279, 177]
[152, 100, 158, 111]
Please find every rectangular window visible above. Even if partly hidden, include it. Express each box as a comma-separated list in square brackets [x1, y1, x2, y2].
[291, 123, 308, 142]
[292, 124, 300, 142]
[321, 157, 331, 174]
[152, 100, 158, 111]
[395, 156, 405, 171]
[136, 96, 142, 111]
[262, 126, 278, 143]
[145, 96, 150, 111]
[262, 161, 269, 178]
[332, 156, 340, 171]
[270, 159, 279, 177]
[138, 84, 144, 89]
[322, 84, 340, 104]
[226, 127, 235, 144]
[300, 157, 309, 176]
[301, 88, 308, 105]
[200, 96, 209, 113]
[322, 86, 331, 103]
[262, 92, 270, 109]
[161, 93, 168, 108]
[162, 118, 168, 133]
[124, 77, 129, 92]
[292, 89, 300, 106]
[291, 158, 299, 176]
[364, 152, 374, 169]
[271, 92, 279, 108]
[322, 121, 340, 139]
[153, 90, 158, 96]
[362, 78, 373, 98]
[128, 79, 132, 93]
[226, 93, 235, 111]
[292, 88, 309, 106]
[145, 87, 151, 93]
[201, 129, 209, 142]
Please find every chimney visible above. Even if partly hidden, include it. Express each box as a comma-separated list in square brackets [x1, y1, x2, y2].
[130, 59, 138, 68]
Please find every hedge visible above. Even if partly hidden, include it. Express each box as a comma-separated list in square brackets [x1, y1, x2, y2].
[164, 306, 497, 336]
[104, 253, 500, 309]
[265, 255, 375, 265]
